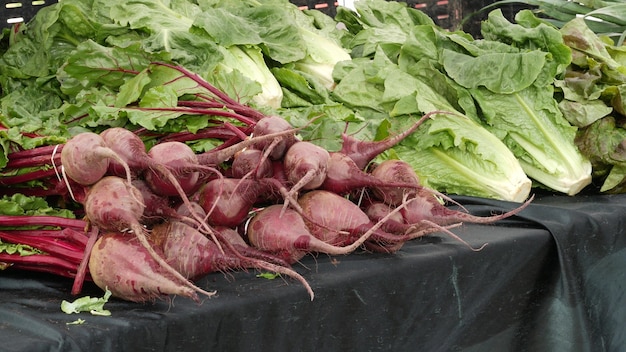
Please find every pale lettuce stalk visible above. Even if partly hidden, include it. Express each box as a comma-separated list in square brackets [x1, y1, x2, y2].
[293, 27, 352, 90]
[217, 45, 283, 108]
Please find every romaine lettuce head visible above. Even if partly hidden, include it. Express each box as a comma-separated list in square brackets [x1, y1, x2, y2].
[396, 113, 532, 202]
[470, 85, 592, 195]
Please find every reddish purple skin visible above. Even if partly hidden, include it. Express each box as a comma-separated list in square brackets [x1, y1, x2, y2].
[283, 142, 329, 190]
[298, 190, 401, 246]
[197, 178, 255, 227]
[197, 178, 279, 227]
[131, 179, 180, 224]
[369, 159, 420, 206]
[100, 127, 149, 177]
[215, 226, 292, 268]
[339, 111, 435, 170]
[230, 148, 273, 179]
[271, 161, 288, 185]
[365, 201, 411, 235]
[251, 115, 297, 160]
[144, 142, 201, 196]
[156, 222, 297, 283]
[155, 222, 240, 281]
[322, 153, 422, 195]
[400, 188, 533, 226]
[84, 176, 145, 232]
[89, 232, 198, 303]
[61, 132, 111, 185]
[246, 205, 315, 264]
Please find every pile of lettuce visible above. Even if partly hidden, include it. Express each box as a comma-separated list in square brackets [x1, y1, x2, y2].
[325, 1, 591, 199]
[0, 0, 603, 201]
[557, 18, 626, 193]
[0, 0, 351, 156]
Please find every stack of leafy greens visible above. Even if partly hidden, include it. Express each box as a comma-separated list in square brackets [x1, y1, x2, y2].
[557, 18, 626, 192]
[480, 0, 626, 45]
[0, 0, 604, 201]
[331, 0, 590, 198]
[0, 0, 351, 156]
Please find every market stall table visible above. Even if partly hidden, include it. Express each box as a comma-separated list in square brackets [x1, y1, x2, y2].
[1, 192, 625, 352]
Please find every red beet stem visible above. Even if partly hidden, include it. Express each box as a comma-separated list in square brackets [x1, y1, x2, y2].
[0, 168, 60, 186]
[0, 215, 87, 230]
[0, 252, 80, 276]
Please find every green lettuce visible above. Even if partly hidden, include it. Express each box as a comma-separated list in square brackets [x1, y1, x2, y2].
[557, 18, 626, 192]
[441, 10, 592, 195]
[61, 288, 112, 316]
[331, 47, 532, 201]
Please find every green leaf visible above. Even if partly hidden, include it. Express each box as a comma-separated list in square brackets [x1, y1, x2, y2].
[62, 40, 154, 89]
[442, 49, 546, 94]
[0, 240, 44, 256]
[397, 113, 531, 202]
[558, 99, 612, 127]
[585, 4, 626, 26]
[61, 288, 112, 316]
[256, 272, 280, 280]
[0, 194, 76, 217]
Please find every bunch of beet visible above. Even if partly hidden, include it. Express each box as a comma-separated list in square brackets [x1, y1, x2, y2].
[0, 67, 532, 304]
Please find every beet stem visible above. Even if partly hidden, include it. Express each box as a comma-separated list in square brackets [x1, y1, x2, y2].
[71, 226, 99, 295]
[0, 215, 87, 230]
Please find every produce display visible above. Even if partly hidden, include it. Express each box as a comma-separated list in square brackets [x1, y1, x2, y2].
[0, 0, 623, 304]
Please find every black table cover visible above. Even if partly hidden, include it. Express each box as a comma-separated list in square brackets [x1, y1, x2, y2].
[1, 192, 625, 352]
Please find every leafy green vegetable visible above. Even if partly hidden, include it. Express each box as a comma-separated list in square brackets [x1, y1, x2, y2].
[469, 85, 591, 194]
[0, 194, 75, 218]
[330, 43, 532, 201]
[396, 113, 532, 201]
[256, 272, 281, 280]
[0, 0, 614, 200]
[0, 239, 44, 256]
[61, 288, 112, 316]
[478, 0, 626, 44]
[215, 45, 282, 108]
[443, 10, 592, 195]
[556, 17, 626, 192]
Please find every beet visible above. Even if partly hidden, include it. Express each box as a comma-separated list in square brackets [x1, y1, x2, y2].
[246, 204, 398, 264]
[84, 176, 215, 299]
[230, 148, 273, 179]
[153, 221, 314, 300]
[297, 190, 404, 246]
[88, 232, 206, 303]
[250, 115, 298, 160]
[144, 141, 204, 197]
[60, 132, 132, 186]
[282, 141, 329, 205]
[401, 189, 534, 227]
[196, 178, 283, 227]
[321, 152, 423, 195]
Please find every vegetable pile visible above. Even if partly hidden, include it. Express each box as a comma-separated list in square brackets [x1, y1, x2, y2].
[0, 0, 620, 303]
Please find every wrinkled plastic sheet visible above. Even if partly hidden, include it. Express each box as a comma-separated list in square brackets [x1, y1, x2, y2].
[1, 193, 625, 352]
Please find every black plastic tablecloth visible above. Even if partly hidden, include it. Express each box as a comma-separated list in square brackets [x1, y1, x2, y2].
[1, 193, 625, 352]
